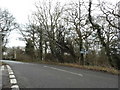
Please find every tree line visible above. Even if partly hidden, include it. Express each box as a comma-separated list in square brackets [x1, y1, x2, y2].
[1, 0, 120, 69]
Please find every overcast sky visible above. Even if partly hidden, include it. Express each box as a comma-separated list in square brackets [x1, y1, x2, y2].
[0, 0, 119, 47]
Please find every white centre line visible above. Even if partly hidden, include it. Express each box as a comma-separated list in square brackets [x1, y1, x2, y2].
[44, 66, 83, 77]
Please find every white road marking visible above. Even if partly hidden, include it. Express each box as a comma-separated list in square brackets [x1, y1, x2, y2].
[43, 66, 47, 67]
[6, 65, 12, 70]
[10, 79, 17, 84]
[44, 66, 83, 77]
[9, 75, 15, 79]
[9, 71, 14, 75]
[6, 65, 20, 89]
[1, 65, 5, 71]
[11, 85, 19, 90]
[8, 69, 13, 73]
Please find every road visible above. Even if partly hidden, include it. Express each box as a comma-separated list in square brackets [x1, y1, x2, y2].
[1, 60, 119, 88]
[0, 65, 2, 90]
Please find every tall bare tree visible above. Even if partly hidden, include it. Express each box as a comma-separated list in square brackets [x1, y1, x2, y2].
[0, 9, 18, 59]
[88, 0, 119, 69]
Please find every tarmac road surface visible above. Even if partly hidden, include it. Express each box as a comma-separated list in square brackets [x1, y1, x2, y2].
[1, 60, 119, 88]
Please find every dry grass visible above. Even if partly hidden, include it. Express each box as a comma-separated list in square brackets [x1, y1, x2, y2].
[17, 60, 120, 75]
[64, 63, 119, 75]
[0, 62, 2, 65]
[0, 61, 7, 65]
[39, 61, 120, 75]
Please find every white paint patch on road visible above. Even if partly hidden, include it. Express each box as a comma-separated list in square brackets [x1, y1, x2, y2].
[1, 65, 5, 71]
[6, 65, 12, 70]
[6, 65, 14, 75]
[1, 60, 29, 65]
[9, 75, 15, 79]
[44, 66, 83, 77]
[10, 79, 17, 84]
[6, 65, 20, 89]
[8, 69, 13, 72]
[9, 71, 14, 75]
[11, 85, 19, 90]
[8, 69, 13, 73]
[43, 66, 48, 68]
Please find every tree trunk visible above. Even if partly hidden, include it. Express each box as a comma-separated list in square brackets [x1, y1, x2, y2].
[39, 29, 43, 61]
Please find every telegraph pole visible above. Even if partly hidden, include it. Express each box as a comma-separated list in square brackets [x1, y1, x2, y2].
[0, 33, 2, 60]
[118, 1, 120, 51]
[0, 33, 2, 90]
[117, 2, 120, 90]
[0, 32, 6, 60]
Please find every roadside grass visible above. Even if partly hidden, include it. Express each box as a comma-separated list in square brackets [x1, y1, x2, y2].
[0, 61, 7, 65]
[14, 60, 120, 75]
[2, 62, 7, 65]
[0, 61, 2, 65]
[39, 61, 120, 75]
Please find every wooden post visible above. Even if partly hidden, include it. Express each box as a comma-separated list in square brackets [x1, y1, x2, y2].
[0, 34, 2, 60]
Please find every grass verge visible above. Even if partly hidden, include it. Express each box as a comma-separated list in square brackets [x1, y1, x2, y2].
[40, 61, 120, 75]
[0, 62, 2, 65]
[0, 61, 7, 65]
[18, 60, 120, 75]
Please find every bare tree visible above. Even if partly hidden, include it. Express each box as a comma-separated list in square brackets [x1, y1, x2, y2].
[0, 9, 18, 59]
[0, 9, 18, 42]
[88, 0, 119, 69]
